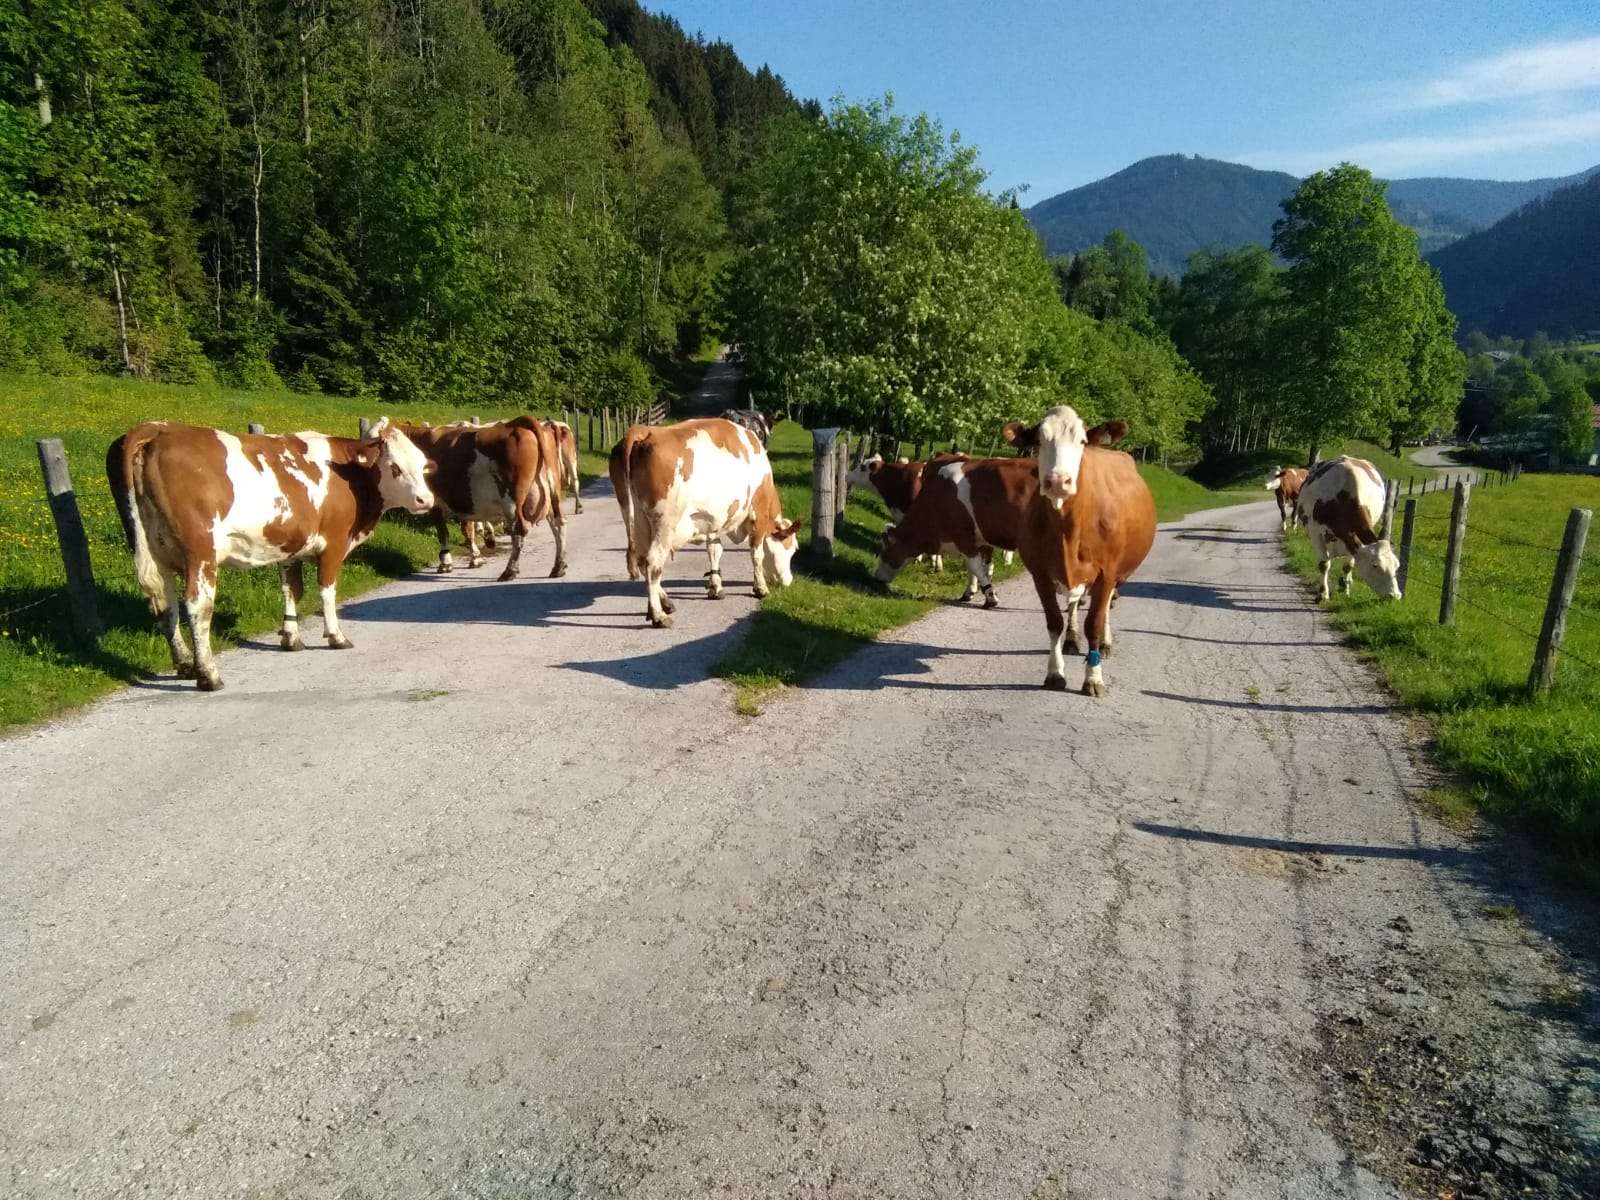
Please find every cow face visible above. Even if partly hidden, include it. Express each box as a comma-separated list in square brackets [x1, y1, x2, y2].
[1265, 466, 1285, 490]
[846, 454, 882, 489]
[366, 418, 436, 515]
[872, 523, 912, 582]
[1032, 406, 1090, 508]
[1354, 539, 1402, 599]
[762, 520, 802, 587]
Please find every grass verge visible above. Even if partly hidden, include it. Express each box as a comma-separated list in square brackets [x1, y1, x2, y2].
[711, 425, 1255, 712]
[1282, 473, 1600, 868]
[0, 372, 647, 730]
[1192, 437, 1436, 491]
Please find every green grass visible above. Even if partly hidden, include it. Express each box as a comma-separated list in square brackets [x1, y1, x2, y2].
[711, 428, 1253, 712]
[1191, 437, 1440, 491]
[0, 373, 613, 729]
[1282, 473, 1600, 864]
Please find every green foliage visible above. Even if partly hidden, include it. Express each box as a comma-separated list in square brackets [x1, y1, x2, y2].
[1282, 474, 1600, 861]
[1055, 230, 1152, 328]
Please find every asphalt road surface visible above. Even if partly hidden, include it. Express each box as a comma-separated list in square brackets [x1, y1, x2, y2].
[3, 491, 1594, 1198]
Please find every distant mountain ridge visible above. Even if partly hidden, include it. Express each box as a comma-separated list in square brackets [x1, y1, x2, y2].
[1025, 154, 1600, 277]
[1426, 173, 1600, 339]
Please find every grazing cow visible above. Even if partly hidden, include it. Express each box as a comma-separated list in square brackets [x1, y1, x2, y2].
[1265, 465, 1307, 530]
[720, 408, 777, 447]
[847, 453, 946, 574]
[398, 419, 567, 580]
[614, 418, 801, 627]
[1003, 408, 1156, 697]
[1294, 456, 1401, 602]
[871, 455, 1042, 609]
[106, 419, 434, 691]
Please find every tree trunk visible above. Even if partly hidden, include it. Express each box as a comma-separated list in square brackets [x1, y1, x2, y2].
[110, 259, 132, 373]
[34, 73, 50, 126]
[251, 134, 264, 301]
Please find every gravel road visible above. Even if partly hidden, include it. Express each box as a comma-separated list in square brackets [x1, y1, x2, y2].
[3, 490, 1595, 1198]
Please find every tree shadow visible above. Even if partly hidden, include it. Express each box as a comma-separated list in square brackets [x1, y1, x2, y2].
[1141, 688, 1402, 715]
[1132, 821, 1475, 866]
[1117, 579, 1305, 613]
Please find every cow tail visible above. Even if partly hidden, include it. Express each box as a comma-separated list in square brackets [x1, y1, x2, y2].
[622, 434, 652, 563]
[108, 432, 167, 613]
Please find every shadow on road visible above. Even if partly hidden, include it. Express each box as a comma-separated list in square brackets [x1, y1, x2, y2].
[1141, 688, 1400, 715]
[1133, 821, 1474, 867]
[1118, 579, 1305, 613]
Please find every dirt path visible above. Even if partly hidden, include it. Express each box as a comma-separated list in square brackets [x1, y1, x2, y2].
[2, 492, 1594, 1198]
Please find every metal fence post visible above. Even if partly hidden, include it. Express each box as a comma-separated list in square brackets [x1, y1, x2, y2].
[1397, 498, 1417, 596]
[247, 422, 265, 435]
[35, 438, 101, 641]
[810, 428, 840, 558]
[1439, 479, 1471, 626]
[1528, 507, 1593, 696]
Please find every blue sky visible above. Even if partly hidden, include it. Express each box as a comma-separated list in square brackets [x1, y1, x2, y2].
[652, 1, 1600, 200]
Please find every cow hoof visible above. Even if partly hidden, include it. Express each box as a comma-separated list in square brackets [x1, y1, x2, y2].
[436, 562, 453, 575]
[983, 592, 999, 610]
[660, 596, 677, 614]
[327, 634, 353, 650]
[959, 591, 975, 603]
[1043, 674, 1069, 692]
[174, 662, 198, 679]
[279, 633, 304, 651]
[650, 613, 674, 629]
[753, 588, 769, 600]
[196, 674, 224, 692]
[549, 562, 568, 578]
[1082, 680, 1106, 698]
[708, 590, 725, 600]
[1098, 643, 1113, 660]
[468, 557, 486, 569]
[497, 569, 519, 583]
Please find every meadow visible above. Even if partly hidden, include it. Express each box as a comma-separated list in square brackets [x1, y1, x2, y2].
[1191, 437, 1442, 491]
[711, 421, 1256, 712]
[1284, 473, 1600, 862]
[0, 373, 605, 728]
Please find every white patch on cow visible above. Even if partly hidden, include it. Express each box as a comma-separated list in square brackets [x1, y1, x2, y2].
[1298, 457, 1401, 601]
[845, 455, 880, 489]
[1035, 406, 1089, 508]
[320, 581, 351, 647]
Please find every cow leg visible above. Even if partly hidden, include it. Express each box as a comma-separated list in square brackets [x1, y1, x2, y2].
[750, 539, 770, 600]
[498, 523, 526, 582]
[279, 561, 306, 650]
[161, 570, 196, 678]
[318, 552, 353, 649]
[964, 548, 998, 609]
[482, 523, 498, 551]
[1317, 556, 1333, 603]
[705, 539, 725, 599]
[1032, 571, 1070, 692]
[432, 510, 453, 573]
[1081, 577, 1114, 698]
[184, 560, 223, 691]
[931, 553, 944, 573]
[1101, 589, 1117, 658]
[645, 554, 672, 628]
[1339, 557, 1355, 595]
[464, 521, 485, 569]
[1002, 550, 1015, 566]
[1063, 590, 1082, 655]
[547, 509, 568, 578]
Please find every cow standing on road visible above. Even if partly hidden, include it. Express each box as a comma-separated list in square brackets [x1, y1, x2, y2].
[1294, 456, 1401, 602]
[1265, 466, 1307, 531]
[847, 454, 944, 573]
[613, 418, 801, 627]
[1003, 409, 1156, 697]
[106, 418, 435, 691]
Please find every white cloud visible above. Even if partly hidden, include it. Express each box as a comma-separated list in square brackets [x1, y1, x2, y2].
[1384, 36, 1600, 111]
[1239, 109, 1600, 178]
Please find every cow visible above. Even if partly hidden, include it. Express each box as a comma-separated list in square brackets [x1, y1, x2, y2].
[397, 418, 567, 581]
[846, 454, 945, 574]
[720, 408, 777, 447]
[105, 418, 434, 691]
[871, 455, 1041, 610]
[1002, 408, 1156, 697]
[1293, 456, 1401, 602]
[613, 418, 801, 627]
[546, 419, 583, 513]
[1265, 465, 1307, 531]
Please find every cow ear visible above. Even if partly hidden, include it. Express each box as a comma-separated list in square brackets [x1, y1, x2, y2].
[1001, 420, 1036, 450]
[1087, 420, 1129, 446]
[352, 443, 380, 468]
[368, 416, 391, 440]
[776, 519, 802, 540]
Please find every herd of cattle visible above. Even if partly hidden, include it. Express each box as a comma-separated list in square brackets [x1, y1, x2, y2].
[103, 407, 1401, 696]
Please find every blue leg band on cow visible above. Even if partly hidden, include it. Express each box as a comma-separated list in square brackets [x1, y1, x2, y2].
[1087, 650, 1102, 667]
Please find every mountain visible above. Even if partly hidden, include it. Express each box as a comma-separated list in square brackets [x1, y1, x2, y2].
[1427, 173, 1600, 339]
[1025, 154, 1598, 277]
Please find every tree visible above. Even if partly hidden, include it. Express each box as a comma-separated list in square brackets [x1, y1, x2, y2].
[1386, 261, 1465, 452]
[1271, 164, 1423, 463]
[1056, 229, 1151, 329]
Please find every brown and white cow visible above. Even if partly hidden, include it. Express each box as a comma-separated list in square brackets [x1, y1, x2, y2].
[1293, 456, 1401, 602]
[106, 418, 434, 691]
[1002, 408, 1156, 696]
[545, 419, 582, 513]
[871, 455, 1040, 609]
[1265, 465, 1307, 531]
[846, 453, 947, 574]
[720, 408, 777, 447]
[398, 418, 567, 580]
[614, 418, 801, 627]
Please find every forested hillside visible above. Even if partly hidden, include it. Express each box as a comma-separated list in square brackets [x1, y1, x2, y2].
[1026, 154, 1594, 276]
[0, 0, 804, 405]
[1427, 174, 1600, 339]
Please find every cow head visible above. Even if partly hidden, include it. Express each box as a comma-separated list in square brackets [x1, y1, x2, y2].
[846, 454, 882, 489]
[1354, 538, 1402, 600]
[1265, 466, 1285, 490]
[761, 519, 802, 587]
[872, 523, 914, 584]
[1003, 407, 1126, 509]
[359, 417, 436, 515]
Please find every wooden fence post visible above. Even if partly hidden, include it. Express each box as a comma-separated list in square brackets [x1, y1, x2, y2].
[358, 417, 371, 439]
[469, 415, 479, 426]
[1438, 479, 1471, 626]
[834, 434, 851, 535]
[810, 428, 840, 558]
[1397, 499, 1417, 597]
[1528, 507, 1593, 696]
[35, 438, 101, 640]
[248, 422, 264, 435]
[1380, 479, 1399, 540]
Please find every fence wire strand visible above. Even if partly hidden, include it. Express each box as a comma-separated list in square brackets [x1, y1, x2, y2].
[0, 594, 59, 627]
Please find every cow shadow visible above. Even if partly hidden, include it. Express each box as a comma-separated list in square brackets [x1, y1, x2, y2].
[1140, 688, 1402, 716]
[1117, 579, 1305, 614]
[1172, 531, 1274, 545]
[554, 625, 758, 691]
[340, 575, 703, 631]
